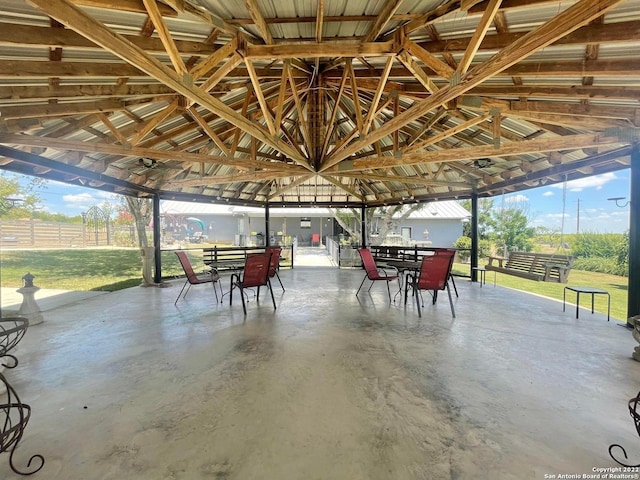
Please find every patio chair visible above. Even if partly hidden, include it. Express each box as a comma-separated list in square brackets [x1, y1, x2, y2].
[311, 233, 320, 246]
[230, 252, 276, 314]
[174, 251, 222, 305]
[265, 246, 285, 291]
[434, 248, 459, 297]
[356, 248, 400, 302]
[404, 250, 456, 318]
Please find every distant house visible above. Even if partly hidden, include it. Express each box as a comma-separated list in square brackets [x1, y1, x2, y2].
[160, 200, 470, 248]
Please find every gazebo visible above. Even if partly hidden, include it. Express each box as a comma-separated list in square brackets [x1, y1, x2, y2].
[0, 0, 637, 319]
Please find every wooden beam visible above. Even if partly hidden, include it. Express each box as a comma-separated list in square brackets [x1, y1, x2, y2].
[97, 112, 128, 145]
[316, 0, 324, 43]
[402, 39, 455, 80]
[329, 133, 625, 172]
[70, 0, 176, 15]
[27, 0, 310, 168]
[397, 51, 439, 93]
[363, 57, 394, 135]
[243, 0, 274, 44]
[419, 21, 640, 55]
[245, 41, 396, 60]
[403, 0, 462, 34]
[405, 113, 492, 153]
[142, 0, 187, 75]
[245, 59, 276, 135]
[320, 0, 625, 171]
[470, 85, 640, 101]
[268, 174, 315, 199]
[0, 99, 127, 120]
[189, 38, 237, 81]
[364, 0, 404, 42]
[187, 106, 231, 156]
[167, 170, 293, 187]
[131, 98, 180, 145]
[456, 0, 502, 75]
[0, 133, 309, 173]
[274, 61, 290, 134]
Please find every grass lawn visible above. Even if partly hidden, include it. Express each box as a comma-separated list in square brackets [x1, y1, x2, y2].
[0, 249, 630, 322]
[0, 248, 199, 292]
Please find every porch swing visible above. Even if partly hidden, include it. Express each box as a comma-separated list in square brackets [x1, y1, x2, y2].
[485, 179, 575, 283]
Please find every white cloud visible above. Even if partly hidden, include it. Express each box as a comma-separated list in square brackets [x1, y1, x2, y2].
[62, 192, 98, 210]
[542, 191, 554, 197]
[552, 172, 618, 192]
[505, 194, 529, 203]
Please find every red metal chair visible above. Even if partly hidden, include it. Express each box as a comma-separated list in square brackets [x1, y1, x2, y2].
[265, 246, 285, 291]
[174, 251, 221, 305]
[230, 252, 276, 314]
[356, 248, 400, 302]
[311, 233, 320, 246]
[404, 250, 456, 318]
[434, 248, 458, 297]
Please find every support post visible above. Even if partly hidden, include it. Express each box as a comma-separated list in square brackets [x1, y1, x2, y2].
[153, 193, 162, 284]
[471, 193, 479, 282]
[360, 205, 367, 248]
[628, 145, 640, 322]
[265, 202, 270, 247]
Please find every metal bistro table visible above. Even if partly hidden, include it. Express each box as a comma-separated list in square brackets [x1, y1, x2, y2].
[563, 285, 610, 322]
[384, 260, 421, 303]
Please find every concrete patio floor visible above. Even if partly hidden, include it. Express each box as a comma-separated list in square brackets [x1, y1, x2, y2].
[1, 265, 640, 479]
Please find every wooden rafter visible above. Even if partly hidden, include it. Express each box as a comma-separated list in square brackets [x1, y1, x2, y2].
[320, 0, 626, 171]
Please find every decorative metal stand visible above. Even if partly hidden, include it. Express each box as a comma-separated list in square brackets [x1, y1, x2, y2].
[0, 318, 29, 369]
[609, 391, 640, 467]
[0, 373, 44, 475]
[0, 317, 44, 475]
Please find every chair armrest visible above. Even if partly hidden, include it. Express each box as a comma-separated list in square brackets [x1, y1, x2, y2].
[379, 266, 399, 276]
[487, 256, 506, 268]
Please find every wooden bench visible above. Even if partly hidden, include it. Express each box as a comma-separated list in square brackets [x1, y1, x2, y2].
[485, 252, 574, 283]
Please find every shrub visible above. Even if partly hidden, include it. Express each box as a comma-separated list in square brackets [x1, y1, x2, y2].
[453, 236, 492, 262]
[572, 256, 628, 277]
[571, 232, 626, 259]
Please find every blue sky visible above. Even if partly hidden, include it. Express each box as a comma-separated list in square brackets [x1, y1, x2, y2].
[13, 169, 632, 234]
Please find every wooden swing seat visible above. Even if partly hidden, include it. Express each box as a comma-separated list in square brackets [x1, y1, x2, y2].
[485, 251, 574, 283]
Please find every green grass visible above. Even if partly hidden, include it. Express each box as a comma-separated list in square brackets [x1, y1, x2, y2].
[0, 248, 198, 292]
[451, 263, 628, 323]
[0, 249, 630, 321]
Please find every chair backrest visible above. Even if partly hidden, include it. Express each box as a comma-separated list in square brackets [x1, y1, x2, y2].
[241, 252, 272, 288]
[416, 250, 455, 291]
[264, 247, 282, 278]
[175, 251, 198, 284]
[311, 233, 320, 243]
[357, 248, 379, 277]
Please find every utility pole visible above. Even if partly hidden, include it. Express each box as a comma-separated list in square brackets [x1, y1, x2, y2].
[576, 198, 580, 234]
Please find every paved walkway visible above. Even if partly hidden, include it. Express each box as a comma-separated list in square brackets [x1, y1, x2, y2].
[0, 287, 108, 313]
[294, 246, 336, 267]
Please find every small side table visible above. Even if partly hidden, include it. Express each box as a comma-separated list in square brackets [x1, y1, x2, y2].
[563, 286, 610, 322]
[472, 267, 495, 288]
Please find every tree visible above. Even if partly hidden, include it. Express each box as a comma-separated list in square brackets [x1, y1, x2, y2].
[490, 200, 535, 254]
[460, 198, 494, 239]
[0, 173, 41, 218]
[122, 196, 152, 247]
[330, 203, 425, 246]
